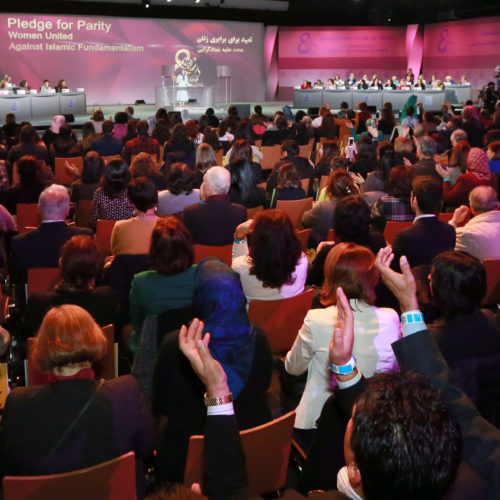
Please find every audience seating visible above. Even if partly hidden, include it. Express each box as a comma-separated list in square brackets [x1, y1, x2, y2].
[54, 157, 83, 186]
[482, 259, 500, 306]
[296, 229, 311, 251]
[326, 228, 338, 242]
[193, 244, 232, 267]
[95, 220, 118, 255]
[247, 205, 264, 220]
[75, 200, 93, 228]
[27, 268, 62, 296]
[261, 145, 282, 170]
[17, 204, 41, 234]
[184, 411, 296, 495]
[2, 451, 136, 500]
[300, 178, 310, 194]
[248, 288, 314, 354]
[276, 197, 313, 228]
[25, 324, 117, 386]
[298, 144, 311, 160]
[383, 221, 413, 246]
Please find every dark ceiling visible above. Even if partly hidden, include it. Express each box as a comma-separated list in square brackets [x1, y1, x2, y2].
[1, 0, 499, 25]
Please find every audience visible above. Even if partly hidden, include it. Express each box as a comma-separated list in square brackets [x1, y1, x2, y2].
[1, 304, 154, 499]
[228, 158, 266, 209]
[183, 166, 246, 245]
[111, 177, 159, 256]
[6, 124, 48, 166]
[123, 120, 160, 165]
[128, 216, 196, 354]
[89, 119, 123, 157]
[157, 162, 200, 216]
[285, 243, 400, 434]
[270, 162, 307, 208]
[232, 209, 307, 302]
[152, 257, 273, 484]
[89, 158, 135, 229]
[450, 185, 500, 260]
[130, 152, 166, 191]
[22, 235, 120, 338]
[437, 147, 498, 208]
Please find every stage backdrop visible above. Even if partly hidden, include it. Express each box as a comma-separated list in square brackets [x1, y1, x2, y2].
[0, 14, 264, 105]
[278, 26, 408, 100]
[423, 16, 500, 90]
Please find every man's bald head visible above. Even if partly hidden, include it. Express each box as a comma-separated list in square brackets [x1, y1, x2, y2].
[469, 186, 499, 215]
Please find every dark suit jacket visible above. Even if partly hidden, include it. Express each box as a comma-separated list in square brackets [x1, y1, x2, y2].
[393, 330, 500, 498]
[89, 134, 124, 156]
[413, 158, 443, 181]
[183, 195, 247, 246]
[391, 216, 456, 271]
[10, 222, 93, 282]
[0, 376, 154, 498]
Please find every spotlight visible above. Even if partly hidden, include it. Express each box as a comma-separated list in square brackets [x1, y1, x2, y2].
[143, 0, 150, 7]
[195, 0, 201, 3]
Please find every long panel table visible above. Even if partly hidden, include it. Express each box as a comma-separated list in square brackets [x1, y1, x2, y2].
[0, 92, 86, 121]
[293, 87, 470, 111]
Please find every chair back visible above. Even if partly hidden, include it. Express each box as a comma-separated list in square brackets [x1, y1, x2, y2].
[383, 221, 413, 246]
[295, 229, 311, 251]
[298, 144, 311, 160]
[261, 145, 282, 170]
[27, 268, 61, 296]
[248, 289, 314, 353]
[247, 205, 264, 220]
[276, 197, 313, 228]
[2, 451, 136, 500]
[326, 228, 338, 242]
[95, 220, 118, 255]
[54, 157, 83, 186]
[193, 244, 232, 266]
[300, 178, 310, 194]
[482, 259, 500, 306]
[184, 411, 295, 495]
[75, 200, 93, 228]
[17, 204, 41, 234]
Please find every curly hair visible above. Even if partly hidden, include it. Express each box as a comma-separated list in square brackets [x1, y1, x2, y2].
[333, 195, 372, 242]
[248, 209, 302, 289]
[166, 163, 195, 195]
[386, 165, 414, 204]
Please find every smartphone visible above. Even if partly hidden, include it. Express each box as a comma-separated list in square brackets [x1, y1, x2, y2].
[348, 137, 354, 146]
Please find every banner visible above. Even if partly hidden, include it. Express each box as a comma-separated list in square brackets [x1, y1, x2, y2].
[423, 17, 500, 88]
[0, 14, 265, 104]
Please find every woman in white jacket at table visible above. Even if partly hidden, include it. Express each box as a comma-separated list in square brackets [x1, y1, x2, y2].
[285, 242, 401, 430]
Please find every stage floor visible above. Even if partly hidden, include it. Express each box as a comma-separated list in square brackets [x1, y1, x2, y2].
[30, 101, 296, 128]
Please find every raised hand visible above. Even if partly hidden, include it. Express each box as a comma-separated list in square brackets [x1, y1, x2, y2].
[375, 247, 418, 312]
[329, 287, 354, 366]
[179, 318, 228, 398]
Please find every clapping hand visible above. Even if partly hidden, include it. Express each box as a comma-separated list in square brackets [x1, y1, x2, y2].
[451, 205, 470, 226]
[329, 287, 354, 366]
[375, 247, 418, 313]
[179, 318, 229, 398]
[64, 160, 78, 177]
[435, 162, 450, 179]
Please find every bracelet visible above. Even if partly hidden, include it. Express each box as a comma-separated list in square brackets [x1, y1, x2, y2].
[234, 236, 246, 244]
[443, 178, 450, 182]
[330, 355, 356, 375]
[204, 392, 233, 407]
[401, 311, 425, 325]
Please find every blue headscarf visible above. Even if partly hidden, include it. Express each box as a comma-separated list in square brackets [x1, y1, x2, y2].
[193, 258, 255, 398]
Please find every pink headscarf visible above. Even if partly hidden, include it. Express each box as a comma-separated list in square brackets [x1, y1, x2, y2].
[467, 148, 492, 181]
[50, 115, 66, 134]
[463, 105, 480, 122]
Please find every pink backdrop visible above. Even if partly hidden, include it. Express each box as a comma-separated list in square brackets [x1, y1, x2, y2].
[0, 14, 265, 104]
[423, 16, 500, 88]
[278, 26, 408, 99]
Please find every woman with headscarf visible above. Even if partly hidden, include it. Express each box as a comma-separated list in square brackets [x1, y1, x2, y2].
[42, 115, 66, 150]
[152, 257, 272, 484]
[436, 147, 497, 208]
